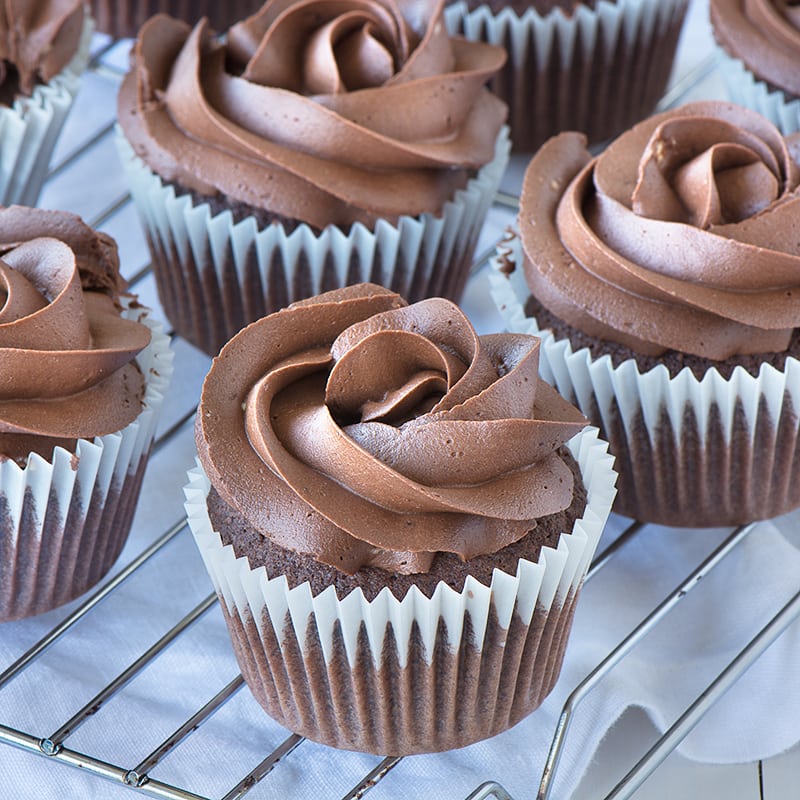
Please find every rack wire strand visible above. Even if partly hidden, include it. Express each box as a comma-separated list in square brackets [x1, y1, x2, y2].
[537, 523, 758, 800]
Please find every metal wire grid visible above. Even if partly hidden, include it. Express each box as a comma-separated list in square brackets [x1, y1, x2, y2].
[0, 35, 799, 800]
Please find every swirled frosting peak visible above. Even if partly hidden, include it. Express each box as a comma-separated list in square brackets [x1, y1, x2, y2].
[197, 283, 587, 575]
[0, 1, 85, 96]
[0, 207, 151, 461]
[711, 0, 800, 97]
[520, 101, 800, 360]
[118, 0, 507, 229]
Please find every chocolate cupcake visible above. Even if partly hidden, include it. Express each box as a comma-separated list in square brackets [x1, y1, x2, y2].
[0, 2, 94, 206]
[116, 0, 510, 357]
[490, 100, 800, 527]
[90, 0, 261, 39]
[711, 0, 800, 134]
[444, 0, 688, 153]
[186, 283, 616, 755]
[0, 207, 173, 621]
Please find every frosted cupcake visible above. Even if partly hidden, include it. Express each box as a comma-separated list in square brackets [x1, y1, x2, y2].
[710, 0, 800, 135]
[490, 100, 800, 527]
[0, 2, 94, 206]
[116, 0, 510, 356]
[0, 207, 172, 621]
[187, 283, 616, 755]
[444, 0, 688, 153]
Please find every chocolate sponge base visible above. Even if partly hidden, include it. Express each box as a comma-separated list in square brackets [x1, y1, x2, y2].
[0, 452, 149, 621]
[143, 177, 483, 358]
[208, 447, 587, 601]
[220, 582, 579, 754]
[525, 295, 800, 381]
[201, 450, 591, 754]
[523, 296, 800, 526]
[448, 0, 687, 153]
[91, 0, 262, 39]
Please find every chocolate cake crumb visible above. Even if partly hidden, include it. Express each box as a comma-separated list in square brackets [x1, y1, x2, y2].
[209, 448, 588, 602]
[524, 294, 800, 380]
[167, 180, 318, 235]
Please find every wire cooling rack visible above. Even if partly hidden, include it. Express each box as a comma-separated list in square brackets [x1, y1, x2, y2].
[2, 20, 800, 800]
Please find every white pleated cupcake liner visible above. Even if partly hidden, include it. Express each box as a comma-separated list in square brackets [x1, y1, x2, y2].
[0, 301, 174, 621]
[715, 46, 800, 136]
[90, 0, 262, 39]
[185, 425, 616, 754]
[116, 127, 510, 355]
[0, 12, 94, 207]
[444, 0, 688, 151]
[489, 235, 800, 526]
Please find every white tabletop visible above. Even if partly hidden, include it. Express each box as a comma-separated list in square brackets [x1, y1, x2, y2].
[1, 1, 799, 798]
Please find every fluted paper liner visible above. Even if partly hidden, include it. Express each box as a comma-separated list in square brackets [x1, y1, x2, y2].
[90, 0, 261, 39]
[444, 0, 687, 152]
[490, 235, 800, 527]
[715, 46, 800, 136]
[0, 301, 173, 621]
[185, 426, 615, 755]
[0, 14, 94, 207]
[116, 127, 510, 356]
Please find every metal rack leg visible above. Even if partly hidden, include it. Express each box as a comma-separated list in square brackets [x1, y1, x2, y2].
[537, 523, 757, 800]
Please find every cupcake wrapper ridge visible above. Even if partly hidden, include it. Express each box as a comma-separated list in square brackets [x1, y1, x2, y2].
[444, 0, 688, 152]
[490, 236, 800, 527]
[0, 13, 94, 207]
[715, 47, 800, 136]
[0, 301, 174, 621]
[116, 127, 510, 356]
[185, 426, 616, 755]
[91, 0, 263, 40]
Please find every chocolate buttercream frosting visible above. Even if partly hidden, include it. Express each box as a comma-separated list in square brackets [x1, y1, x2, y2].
[520, 101, 800, 360]
[197, 283, 586, 575]
[0, 207, 151, 462]
[0, 0, 85, 97]
[711, 0, 800, 97]
[117, 0, 507, 230]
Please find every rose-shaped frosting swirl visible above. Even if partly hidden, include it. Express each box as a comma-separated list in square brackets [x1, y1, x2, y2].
[117, 0, 507, 229]
[196, 283, 586, 575]
[519, 101, 800, 359]
[0, 207, 151, 460]
[0, 1, 85, 96]
[711, 0, 800, 97]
